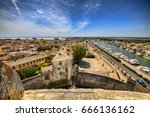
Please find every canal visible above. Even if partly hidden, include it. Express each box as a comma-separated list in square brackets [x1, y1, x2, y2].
[96, 41, 150, 68]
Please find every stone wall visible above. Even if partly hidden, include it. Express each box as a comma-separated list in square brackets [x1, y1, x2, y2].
[48, 79, 71, 88]
[0, 61, 24, 100]
[133, 82, 148, 93]
[22, 70, 147, 93]
[76, 71, 148, 93]
[22, 75, 72, 90]
[22, 75, 49, 90]
[50, 46, 73, 81]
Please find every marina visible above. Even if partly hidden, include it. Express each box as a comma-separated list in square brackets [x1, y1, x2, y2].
[95, 41, 150, 74]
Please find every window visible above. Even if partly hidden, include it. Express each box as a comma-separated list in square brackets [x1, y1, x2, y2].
[59, 61, 62, 65]
[60, 72, 63, 75]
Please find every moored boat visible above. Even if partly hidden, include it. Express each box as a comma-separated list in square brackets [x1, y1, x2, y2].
[129, 59, 139, 65]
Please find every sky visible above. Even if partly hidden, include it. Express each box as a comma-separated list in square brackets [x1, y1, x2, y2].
[0, 0, 150, 37]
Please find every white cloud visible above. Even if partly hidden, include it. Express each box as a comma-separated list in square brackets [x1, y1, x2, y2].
[0, 1, 72, 37]
[11, 14, 20, 20]
[0, 19, 70, 37]
[72, 20, 89, 33]
[34, 6, 72, 31]
[37, 9, 43, 14]
[83, 0, 102, 13]
[11, 0, 23, 20]
[63, 0, 76, 7]
[96, 3, 101, 7]
[0, 0, 90, 37]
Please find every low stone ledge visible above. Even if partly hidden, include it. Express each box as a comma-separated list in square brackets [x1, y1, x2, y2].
[22, 89, 150, 100]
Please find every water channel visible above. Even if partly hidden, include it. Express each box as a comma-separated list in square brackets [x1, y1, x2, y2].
[96, 41, 150, 68]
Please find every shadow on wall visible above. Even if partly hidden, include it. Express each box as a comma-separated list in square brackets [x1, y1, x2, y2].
[22, 76, 72, 90]
[76, 71, 148, 93]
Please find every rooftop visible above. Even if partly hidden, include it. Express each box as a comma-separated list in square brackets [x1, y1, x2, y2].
[6, 54, 50, 67]
[52, 46, 73, 62]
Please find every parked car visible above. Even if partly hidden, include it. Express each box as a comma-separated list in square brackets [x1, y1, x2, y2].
[136, 79, 146, 88]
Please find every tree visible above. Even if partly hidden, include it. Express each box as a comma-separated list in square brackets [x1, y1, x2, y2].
[72, 44, 86, 64]
[36, 61, 48, 69]
[37, 45, 52, 51]
[17, 66, 40, 80]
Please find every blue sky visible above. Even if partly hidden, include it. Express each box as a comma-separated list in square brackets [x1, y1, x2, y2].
[0, 0, 150, 37]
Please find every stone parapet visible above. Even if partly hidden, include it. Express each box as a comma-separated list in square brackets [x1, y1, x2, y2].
[22, 89, 150, 100]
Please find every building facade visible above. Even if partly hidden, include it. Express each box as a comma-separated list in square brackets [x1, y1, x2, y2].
[6, 54, 51, 71]
[49, 46, 73, 82]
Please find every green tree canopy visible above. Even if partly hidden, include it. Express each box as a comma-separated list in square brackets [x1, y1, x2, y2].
[36, 61, 48, 69]
[37, 45, 52, 51]
[17, 66, 40, 80]
[72, 44, 86, 64]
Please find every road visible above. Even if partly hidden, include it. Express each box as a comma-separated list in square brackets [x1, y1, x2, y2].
[101, 51, 150, 92]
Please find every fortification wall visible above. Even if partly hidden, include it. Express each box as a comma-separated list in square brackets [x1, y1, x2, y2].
[22, 75, 72, 90]
[22, 70, 147, 93]
[76, 71, 148, 93]
[22, 75, 49, 90]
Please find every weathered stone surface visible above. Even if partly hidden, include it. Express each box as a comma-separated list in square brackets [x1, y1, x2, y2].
[22, 75, 49, 90]
[76, 71, 148, 93]
[0, 61, 24, 100]
[22, 89, 150, 100]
